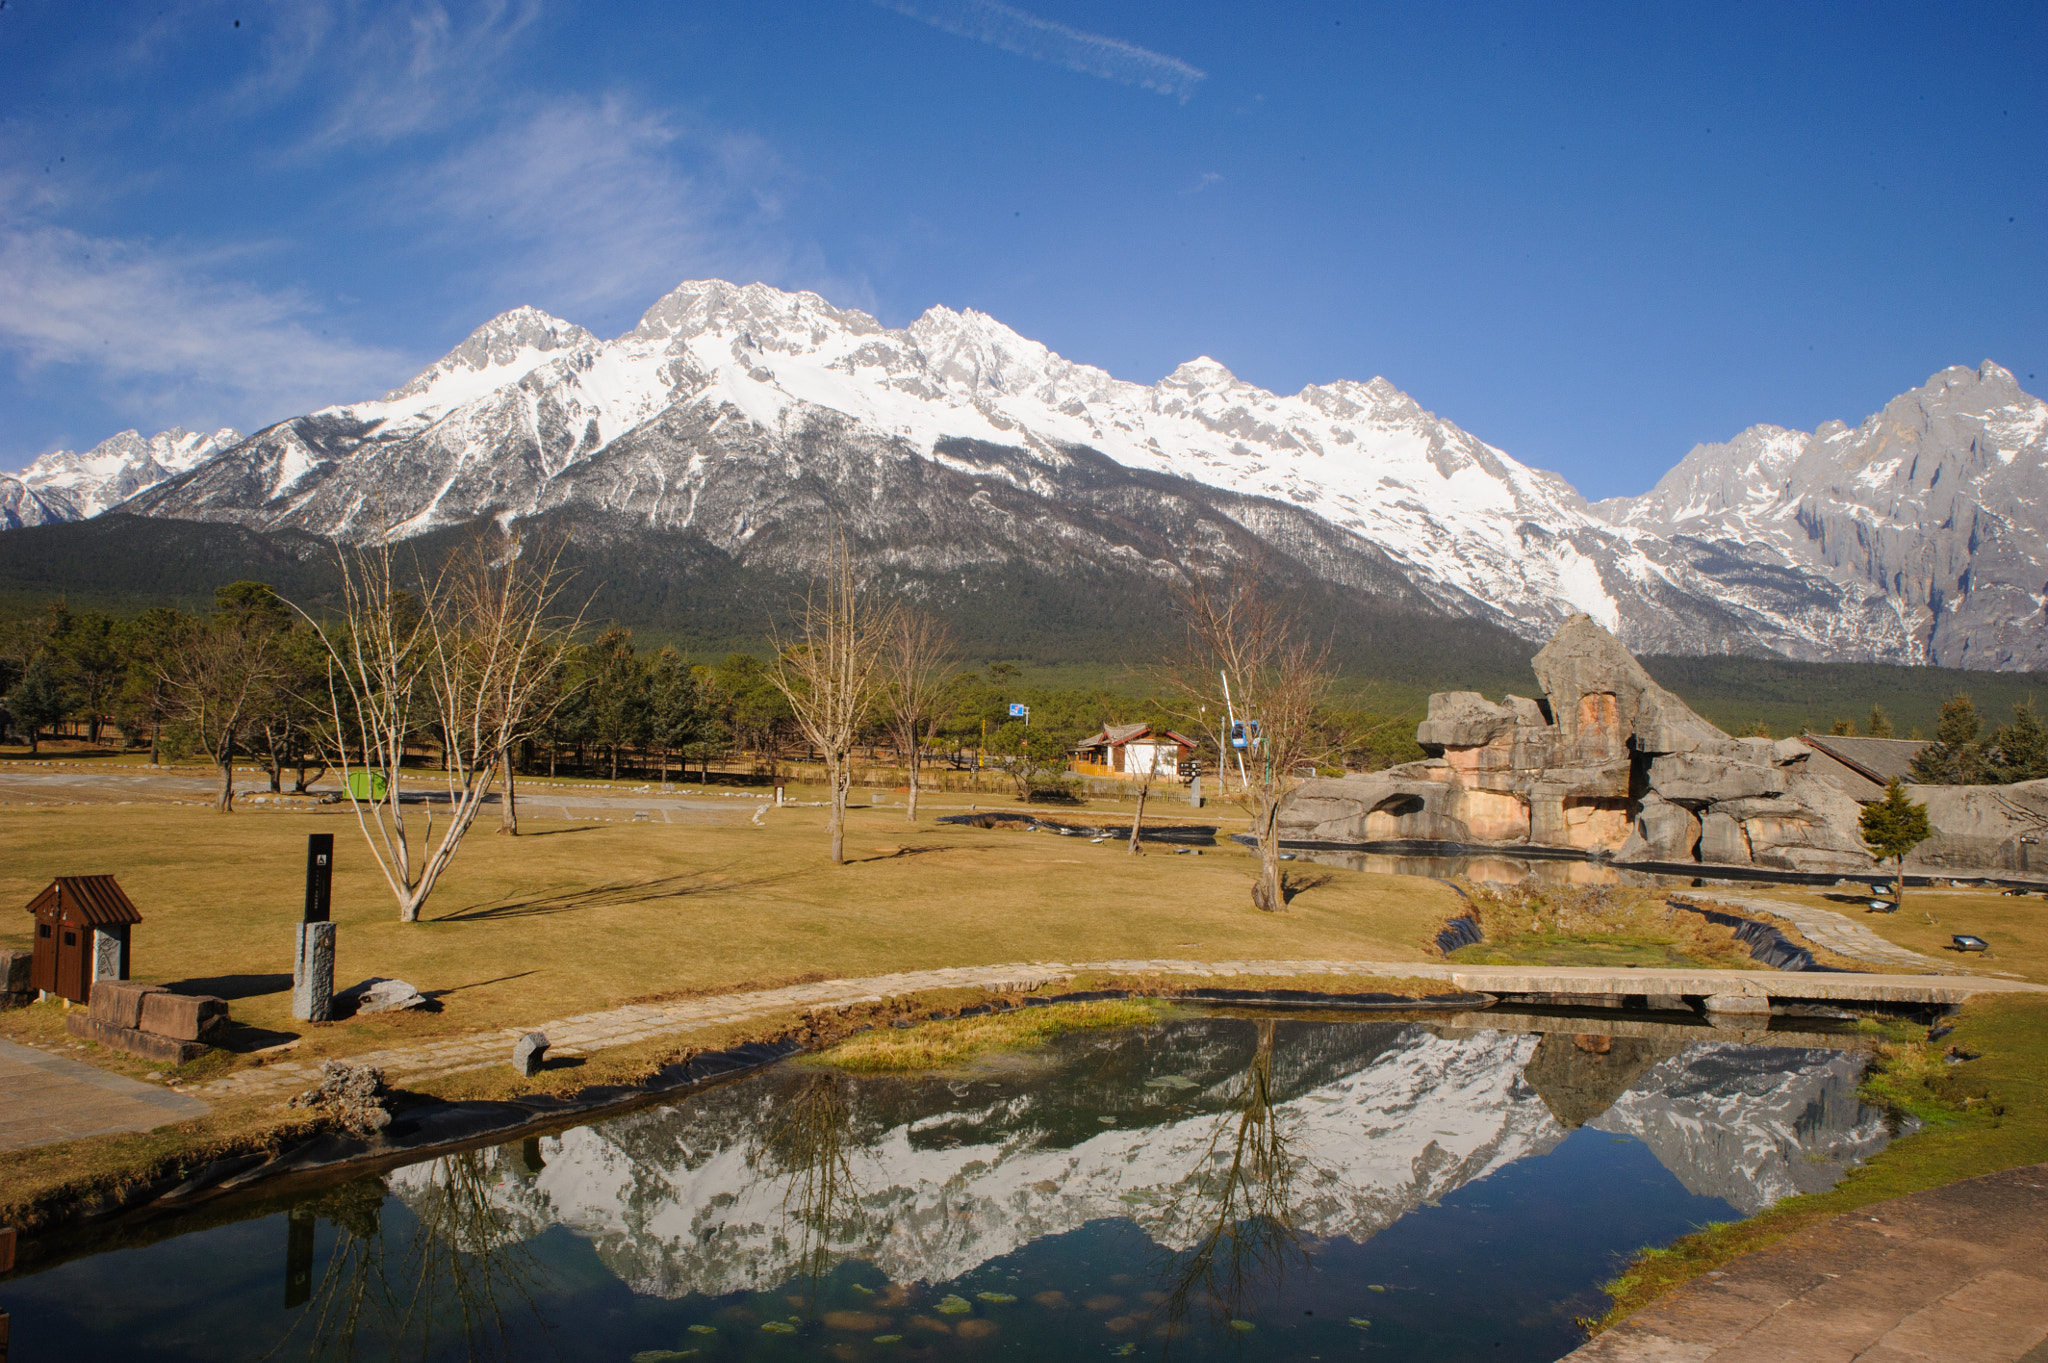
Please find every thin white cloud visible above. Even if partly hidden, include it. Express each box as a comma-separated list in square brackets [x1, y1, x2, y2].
[875, 0, 1205, 102]
[228, 0, 542, 152]
[406, 95, 868, 322]
[0, 223, 411, 451]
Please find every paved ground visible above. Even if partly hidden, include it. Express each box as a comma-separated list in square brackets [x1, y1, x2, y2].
[1693, 892, 1973, 974]
[0, 1037, 208, 1153]
[1564, 1162, 2048, 1362]
[191, 957, 2047, 1104]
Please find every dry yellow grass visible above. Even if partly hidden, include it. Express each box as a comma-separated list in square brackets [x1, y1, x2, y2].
[1754, 884, 2048, 983]
[0, 801, 1457, 1060]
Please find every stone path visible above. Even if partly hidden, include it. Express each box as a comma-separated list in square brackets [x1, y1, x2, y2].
[1563, 1162, 2048, 1362]
[0, 1037, 209, 1153]
[1691, 893, 1972, 974]
[193, 957, 2048, 1105]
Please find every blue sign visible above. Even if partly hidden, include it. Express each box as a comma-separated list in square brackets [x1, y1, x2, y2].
[1009, 703, 1028, 716]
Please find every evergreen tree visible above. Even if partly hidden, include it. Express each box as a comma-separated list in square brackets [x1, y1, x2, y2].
[582, 626, 652, 780]
[648, 647, 707, 784]
[1859, 778, 1931, 910]
[7, 656, 69, 755]
[1985, 698, 2048, 784]
[1866, 704, 1894, 738]
[1907, 694, 1983, 784]
[49, 610, 125, 745]
[1829, 717, 1857, 736]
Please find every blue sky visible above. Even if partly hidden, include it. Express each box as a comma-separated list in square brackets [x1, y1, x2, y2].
[2, 0, 2042, 497]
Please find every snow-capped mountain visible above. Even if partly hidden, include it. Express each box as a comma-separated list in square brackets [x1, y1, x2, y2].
[1592, 361, 2048, 669]
[16, 278, 2042, 666]
[4, 426, 242, 528]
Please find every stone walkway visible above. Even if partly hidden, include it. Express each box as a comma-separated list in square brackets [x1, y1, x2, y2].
[1564, 1162, 2048, 1362]
[193, 957, 2047, 1105]
[0, 1037, 209, 1153]
[1691, 893, 1971, 974]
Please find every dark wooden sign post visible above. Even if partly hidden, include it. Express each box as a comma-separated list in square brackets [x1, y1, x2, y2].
[291, 835, 336, 1023]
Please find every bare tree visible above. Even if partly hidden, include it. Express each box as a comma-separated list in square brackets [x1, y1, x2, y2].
[770, 534, 892, 865]
[158, 585, 289, 811]
[1176, 564, 1333, 912]
[881, 608, 956, 822]
[300, 535, 581, 922]
[456, 532, 585, 837]
[1128, 741, 1163, 855]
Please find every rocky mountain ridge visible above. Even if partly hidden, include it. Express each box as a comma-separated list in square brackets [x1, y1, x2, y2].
[10, 279, 2041, 666]
[1591, 360, 2048, 670]
[1, 426, 241, 529]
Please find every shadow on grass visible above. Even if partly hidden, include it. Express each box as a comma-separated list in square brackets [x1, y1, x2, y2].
[422, 971, 537, 1001]
[218, 1022, 302, 1052]
[171, 972, 292, 999]
[508, 824, 603, 837]
[434, 866, 805, 922]
[854, 843, 951, 864]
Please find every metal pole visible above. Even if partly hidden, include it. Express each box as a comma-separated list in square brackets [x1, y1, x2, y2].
[1220, 670, 1248, 790]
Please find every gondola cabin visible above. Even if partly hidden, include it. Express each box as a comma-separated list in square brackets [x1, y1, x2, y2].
[25, 875, 140, 1004]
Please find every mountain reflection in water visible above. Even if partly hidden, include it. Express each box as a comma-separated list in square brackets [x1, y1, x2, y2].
[5, 1015, 1893, 1363]
[387, 1017, 1888, 1295]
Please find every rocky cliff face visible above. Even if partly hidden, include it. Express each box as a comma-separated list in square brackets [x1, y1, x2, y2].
[1593, 362, 2048, 669]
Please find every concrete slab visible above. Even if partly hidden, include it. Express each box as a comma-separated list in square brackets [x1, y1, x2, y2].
[0, 1037, 209, 1153]
[1563, 1163, 2048, 1362]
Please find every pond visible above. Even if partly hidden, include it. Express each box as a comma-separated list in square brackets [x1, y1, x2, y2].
[2, 1013, 1894, 1362]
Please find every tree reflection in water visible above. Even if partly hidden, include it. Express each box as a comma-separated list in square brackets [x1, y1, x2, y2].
[1147, 1020, 1311, 1347]
[277, 1151, 555, 1362]
[756, 1070, 866, 1315]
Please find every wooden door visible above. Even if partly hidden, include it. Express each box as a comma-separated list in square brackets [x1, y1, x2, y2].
[56, 923, 87, 1003]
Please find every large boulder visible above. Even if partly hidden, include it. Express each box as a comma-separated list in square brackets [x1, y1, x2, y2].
[1615, 793, 1701, 861]
[1532, 615, 1727, 758]
[1907, 780, 2048, 873]
[1648, 751, 1788, 803]
[1277, 773, 1475, 844]
[1417, 692, 1522, 750]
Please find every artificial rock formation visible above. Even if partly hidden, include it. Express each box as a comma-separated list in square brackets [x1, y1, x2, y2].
[1282, 615, 1876, 873]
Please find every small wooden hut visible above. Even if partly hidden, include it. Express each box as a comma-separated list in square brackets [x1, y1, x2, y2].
[26, 875, 141, 1004]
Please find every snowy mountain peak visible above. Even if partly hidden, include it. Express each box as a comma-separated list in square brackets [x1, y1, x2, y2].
[628, 278, 883, 347]
[13, 426, 243, 523]
[1163, 356, 1241, 389]
[378, 305, 595, 412]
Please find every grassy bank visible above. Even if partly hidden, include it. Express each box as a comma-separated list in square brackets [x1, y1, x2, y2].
[809, 999, 1176, 1072]
[1447, 882, 1771, 970]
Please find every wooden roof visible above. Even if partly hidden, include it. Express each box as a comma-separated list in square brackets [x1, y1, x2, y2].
[1076, 723, 1199, 750]
[1800, 734, 1931, 787]
[26, 875, 142, 926]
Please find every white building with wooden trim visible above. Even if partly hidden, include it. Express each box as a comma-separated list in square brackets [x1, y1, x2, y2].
[1072, 723, 1198, 780]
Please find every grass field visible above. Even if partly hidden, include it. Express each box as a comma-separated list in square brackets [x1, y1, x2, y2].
[0, 796, 1459, 1055]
